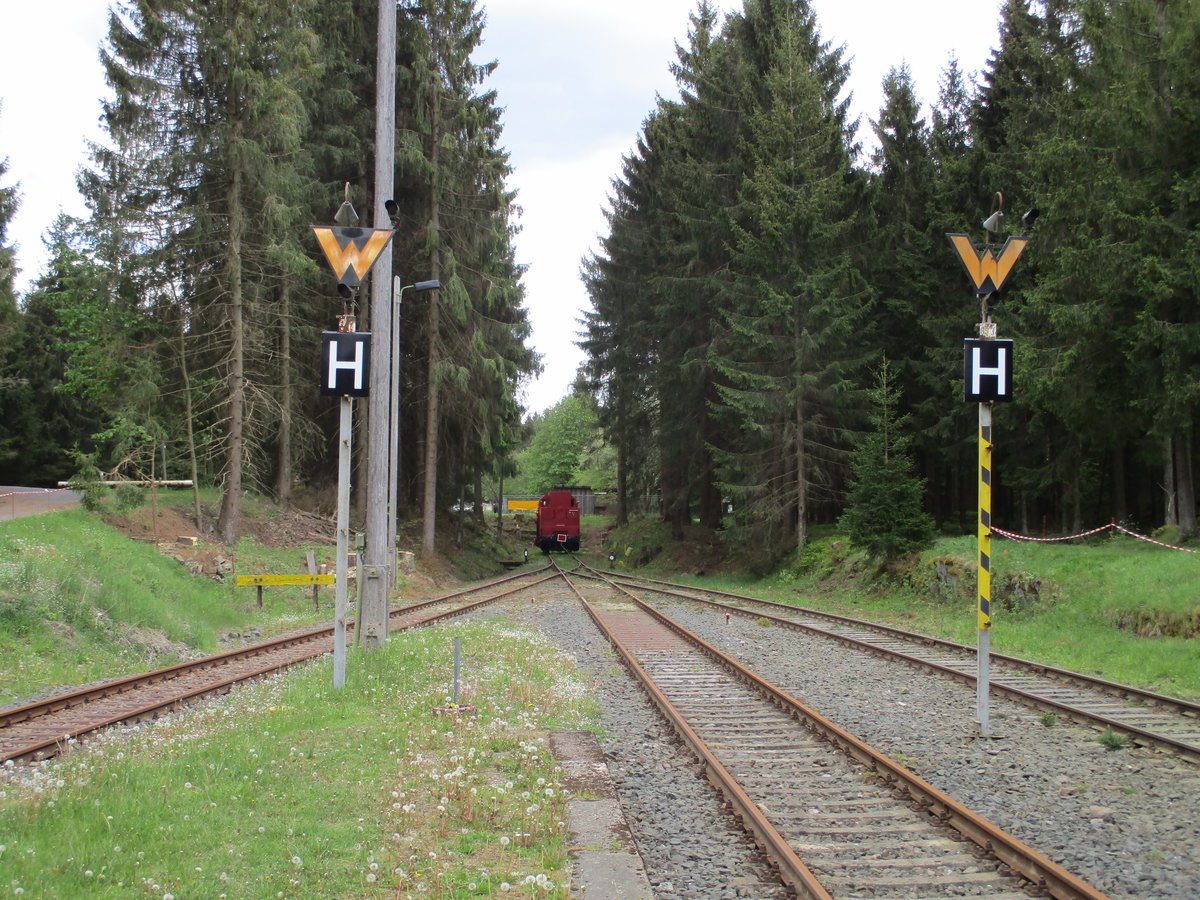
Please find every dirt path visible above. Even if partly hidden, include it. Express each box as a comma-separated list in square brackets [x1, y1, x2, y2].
[0, 486, 81, 521]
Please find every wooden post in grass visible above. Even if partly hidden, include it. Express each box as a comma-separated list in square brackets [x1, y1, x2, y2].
[305, 550, 319, 610]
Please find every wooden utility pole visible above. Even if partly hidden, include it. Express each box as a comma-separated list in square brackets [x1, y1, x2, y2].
[361, 0, 398, 650]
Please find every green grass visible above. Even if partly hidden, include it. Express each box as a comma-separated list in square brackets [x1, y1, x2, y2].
[0, 620, 598, 899]
[618, 525, 1200, 701]
[0, 508, 333, 707]
[757, 533, 1200, 700]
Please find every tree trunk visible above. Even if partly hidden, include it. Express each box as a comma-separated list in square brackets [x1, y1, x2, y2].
[1164, 434, 1177, 526]
[1110, 444, 1126, 524]
[698, 395, 722, 529]
[456, 483, 465, 548]
[421, 76, 443, 554]
[496, 473, 504, 541]
[178, 308, 202, 530]
[796, 395, 808, 556]
[275, 284, 293, 509]
[1176, 431, 1196, 538]
[616, 429, 629, 527]
[218, 129, 245, 545]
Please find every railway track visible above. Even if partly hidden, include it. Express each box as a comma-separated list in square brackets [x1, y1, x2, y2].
[559, 565, 1110, 900]
[0, 566, 557, 766]
[594, 566, 1200, 764]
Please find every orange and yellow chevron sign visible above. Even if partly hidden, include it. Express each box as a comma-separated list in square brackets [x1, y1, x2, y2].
[312, 226, 395, 288]
[946, 234, 1029, 296]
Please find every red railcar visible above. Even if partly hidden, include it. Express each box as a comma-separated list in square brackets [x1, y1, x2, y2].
[534, 489, 581, 552]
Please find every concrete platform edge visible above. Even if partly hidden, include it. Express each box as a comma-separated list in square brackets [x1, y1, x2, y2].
[549, 730, 654, 899]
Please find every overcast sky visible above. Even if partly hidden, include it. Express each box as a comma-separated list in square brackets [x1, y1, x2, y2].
[0, 0, 1003, 414]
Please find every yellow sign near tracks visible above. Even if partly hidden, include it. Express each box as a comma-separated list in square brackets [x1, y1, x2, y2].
[235, 574, 335, 587]
[946, 234, 1029, 296]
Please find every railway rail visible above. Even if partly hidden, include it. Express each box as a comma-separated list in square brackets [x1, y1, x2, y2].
[593, 566, 1200, 764]
[0, 566, 557, 766]
[556, 564, 1110, 900]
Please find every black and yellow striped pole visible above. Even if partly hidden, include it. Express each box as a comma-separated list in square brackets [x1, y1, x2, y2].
[977, 401, 993, 734]
[978, 414, 993, 633]
[949, 208, 1027, 737]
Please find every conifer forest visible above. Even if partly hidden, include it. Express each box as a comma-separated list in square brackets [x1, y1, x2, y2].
[2, 0, 1199, 559]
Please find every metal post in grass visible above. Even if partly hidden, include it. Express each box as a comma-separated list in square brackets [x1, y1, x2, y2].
[977, 399, 993, 735]
[334, 351, 354, 690]
[947, 199, 1030, 736]
[453, 637, 461, 707]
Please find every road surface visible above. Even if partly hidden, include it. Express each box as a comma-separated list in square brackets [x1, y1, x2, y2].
[0, 486, 81, 521]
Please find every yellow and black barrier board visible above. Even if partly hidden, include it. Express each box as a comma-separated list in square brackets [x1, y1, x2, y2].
[507, 499, 539, 512]
[235, 574, 335, 587]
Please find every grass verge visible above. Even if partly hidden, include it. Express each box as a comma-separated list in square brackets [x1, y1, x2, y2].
[0, 509, 334, 708]
[653, 530, 1200, 701]
[0, 619, 598, 899]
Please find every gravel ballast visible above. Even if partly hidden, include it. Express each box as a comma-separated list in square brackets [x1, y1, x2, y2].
[466, 581, 1200, 900]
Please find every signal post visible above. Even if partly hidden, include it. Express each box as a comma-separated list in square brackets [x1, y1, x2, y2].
[312, 208, 394, 687]
[947, 210, 1028, 736]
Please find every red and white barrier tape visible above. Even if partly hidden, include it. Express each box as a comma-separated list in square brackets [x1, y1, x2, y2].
[991, 522, 1197, 554]
[1111, 523, 1198, 554]
[990, 523, 1113, 543]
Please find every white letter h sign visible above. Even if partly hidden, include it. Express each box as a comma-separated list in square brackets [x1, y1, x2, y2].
[972, 345, 1006, 396]
[321, 332, 372, 397]
[963, 339, 1013, 403]
[329, 339, 365, 391]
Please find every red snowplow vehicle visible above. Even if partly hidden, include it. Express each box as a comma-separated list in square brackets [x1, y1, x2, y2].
[534, 489, 581, 553]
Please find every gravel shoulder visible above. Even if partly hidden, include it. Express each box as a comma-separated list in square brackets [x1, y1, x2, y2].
[473, 583, 1200, 900]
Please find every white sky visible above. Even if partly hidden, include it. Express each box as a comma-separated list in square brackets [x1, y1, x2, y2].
[0, 0, 1003, 414]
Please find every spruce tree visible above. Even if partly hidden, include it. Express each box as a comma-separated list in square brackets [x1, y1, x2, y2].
[0, 119, 18, 325]
[581, 143, 662, 527]
[1065, 0, 1200, 535]
[840, 358, 934, 561]
[713, 0, 863, 556]
[86, 0, 319, 540]
[0, 220, 105, 484]
[393, 0, 532, 551]
[865, 65, 937, 423]
[920, 57, 981, 529]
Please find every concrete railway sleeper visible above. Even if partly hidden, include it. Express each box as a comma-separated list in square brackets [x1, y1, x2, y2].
[597, 566, 1200, 764]
[556, 565, 1111, 900]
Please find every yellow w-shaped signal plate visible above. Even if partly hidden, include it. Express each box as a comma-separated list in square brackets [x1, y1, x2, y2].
[312, 226, 395, 288]
[946, 234, 1029, 295]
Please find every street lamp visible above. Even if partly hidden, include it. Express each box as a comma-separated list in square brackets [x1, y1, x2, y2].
[388, 277, 441, 578]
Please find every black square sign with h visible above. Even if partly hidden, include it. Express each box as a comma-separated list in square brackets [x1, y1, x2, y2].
[321, 332, 372, 397]
[964, 339, 1014, 403]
